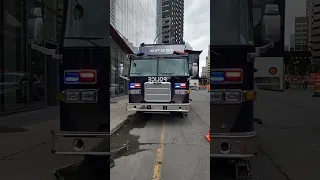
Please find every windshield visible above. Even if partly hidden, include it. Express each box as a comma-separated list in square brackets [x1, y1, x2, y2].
[211, 0, 254, 45]
[158, 59, 189, 76]
[63, 0, 109, 47]
[130, 59, 157, 77]
[129, 58, 189, 77]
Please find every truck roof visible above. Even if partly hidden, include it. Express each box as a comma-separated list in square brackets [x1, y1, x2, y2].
[138, 44, 187, 56]
[130, 54, 189, 59]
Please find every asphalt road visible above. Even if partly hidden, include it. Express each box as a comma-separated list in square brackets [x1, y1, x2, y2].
[211, 87, 319, 180]
[254, 86, 320, 180]
[110, 91, 210, 180]
[111, 88, 320, 180]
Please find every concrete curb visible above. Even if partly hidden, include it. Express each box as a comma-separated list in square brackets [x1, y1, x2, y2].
[110, 114, 134, 135]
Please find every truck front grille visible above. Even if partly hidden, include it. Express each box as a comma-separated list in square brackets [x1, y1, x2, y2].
[144, 82, 171, 102]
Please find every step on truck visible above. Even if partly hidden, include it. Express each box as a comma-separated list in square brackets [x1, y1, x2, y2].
[211, 0, 284, 179]
[125, 43, 200, 117]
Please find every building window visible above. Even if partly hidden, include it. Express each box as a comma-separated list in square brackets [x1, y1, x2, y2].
[1, 0, 46, 113]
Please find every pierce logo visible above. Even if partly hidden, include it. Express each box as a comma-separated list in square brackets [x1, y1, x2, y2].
[148, 77, 168, 82]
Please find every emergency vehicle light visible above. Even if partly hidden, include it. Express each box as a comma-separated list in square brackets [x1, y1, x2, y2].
[64, 70, 97, 84]
[173, 51, 188, 55]
[136, 52, 144, 56]
[211, 69, 243, 84]
[129, 83, 141, 89]
[175, 83, 186, 88]
[79, 71, 96, 82]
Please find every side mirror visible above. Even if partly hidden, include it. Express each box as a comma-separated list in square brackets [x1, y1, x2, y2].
[261, 4, 281, 43]
[192, 63, 198, 77]
[255, 4, 281, 55]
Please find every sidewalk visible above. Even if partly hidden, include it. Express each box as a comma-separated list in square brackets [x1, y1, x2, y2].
[0, 98, 133, 179]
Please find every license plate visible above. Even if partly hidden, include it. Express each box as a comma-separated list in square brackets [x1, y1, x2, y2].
[129, 89, 141, 94]
[175, 89, 186, 94]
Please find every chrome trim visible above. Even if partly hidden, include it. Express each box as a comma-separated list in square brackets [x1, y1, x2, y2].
[51, 131, 110, 156]
[144, 82, 171, 102]
[210, 131, 257, 138]
[126, 103, 190, 112]
[210, 131, 257, 158]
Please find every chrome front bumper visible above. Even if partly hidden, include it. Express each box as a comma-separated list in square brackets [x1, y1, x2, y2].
[126, 103, 190, 112]
[210, 131, 257, 159]
[51, 131, 110, 156]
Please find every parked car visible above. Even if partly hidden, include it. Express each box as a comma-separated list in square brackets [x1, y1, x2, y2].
[110, 84, 124, 95]
[0, 72, 43, 102]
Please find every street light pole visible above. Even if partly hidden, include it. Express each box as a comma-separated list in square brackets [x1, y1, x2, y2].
[153, 30, 171, 44]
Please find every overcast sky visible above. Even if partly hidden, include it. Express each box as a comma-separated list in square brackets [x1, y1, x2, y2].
[184, 0, 210, 76]
[183, 0, 306, 76]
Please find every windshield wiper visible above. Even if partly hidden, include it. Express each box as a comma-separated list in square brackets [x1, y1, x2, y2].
[64, 36, 104, 47]
[160, 73, 174, 74]
[130, 72, 142, 77]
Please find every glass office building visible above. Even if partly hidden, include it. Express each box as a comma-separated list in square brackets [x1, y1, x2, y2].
[0, 0, 157, 113]
[0, 0, 62, 114]
[110, 0, 157, 97]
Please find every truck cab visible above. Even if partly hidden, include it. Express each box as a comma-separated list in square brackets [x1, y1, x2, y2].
[125, 44, 199, 117]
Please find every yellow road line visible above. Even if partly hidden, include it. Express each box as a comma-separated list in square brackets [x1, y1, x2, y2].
[152, 120, 165, 180]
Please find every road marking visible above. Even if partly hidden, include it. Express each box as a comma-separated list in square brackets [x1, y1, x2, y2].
[152, 120, 165, 180]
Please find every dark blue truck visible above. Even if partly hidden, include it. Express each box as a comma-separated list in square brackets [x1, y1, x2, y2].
[125, 43, 200, 117]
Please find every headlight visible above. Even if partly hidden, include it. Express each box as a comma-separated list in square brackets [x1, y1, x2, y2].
[129, 89, 141, 94]
[225, 91, 242, 102]
[66, 92, 80, 101]
[211, 91, 223, 102]
[211, 90, 243, 104]
[81, 91, 96, 101]
[64, 89, 98, 103]
[175, 89, 186, 94]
